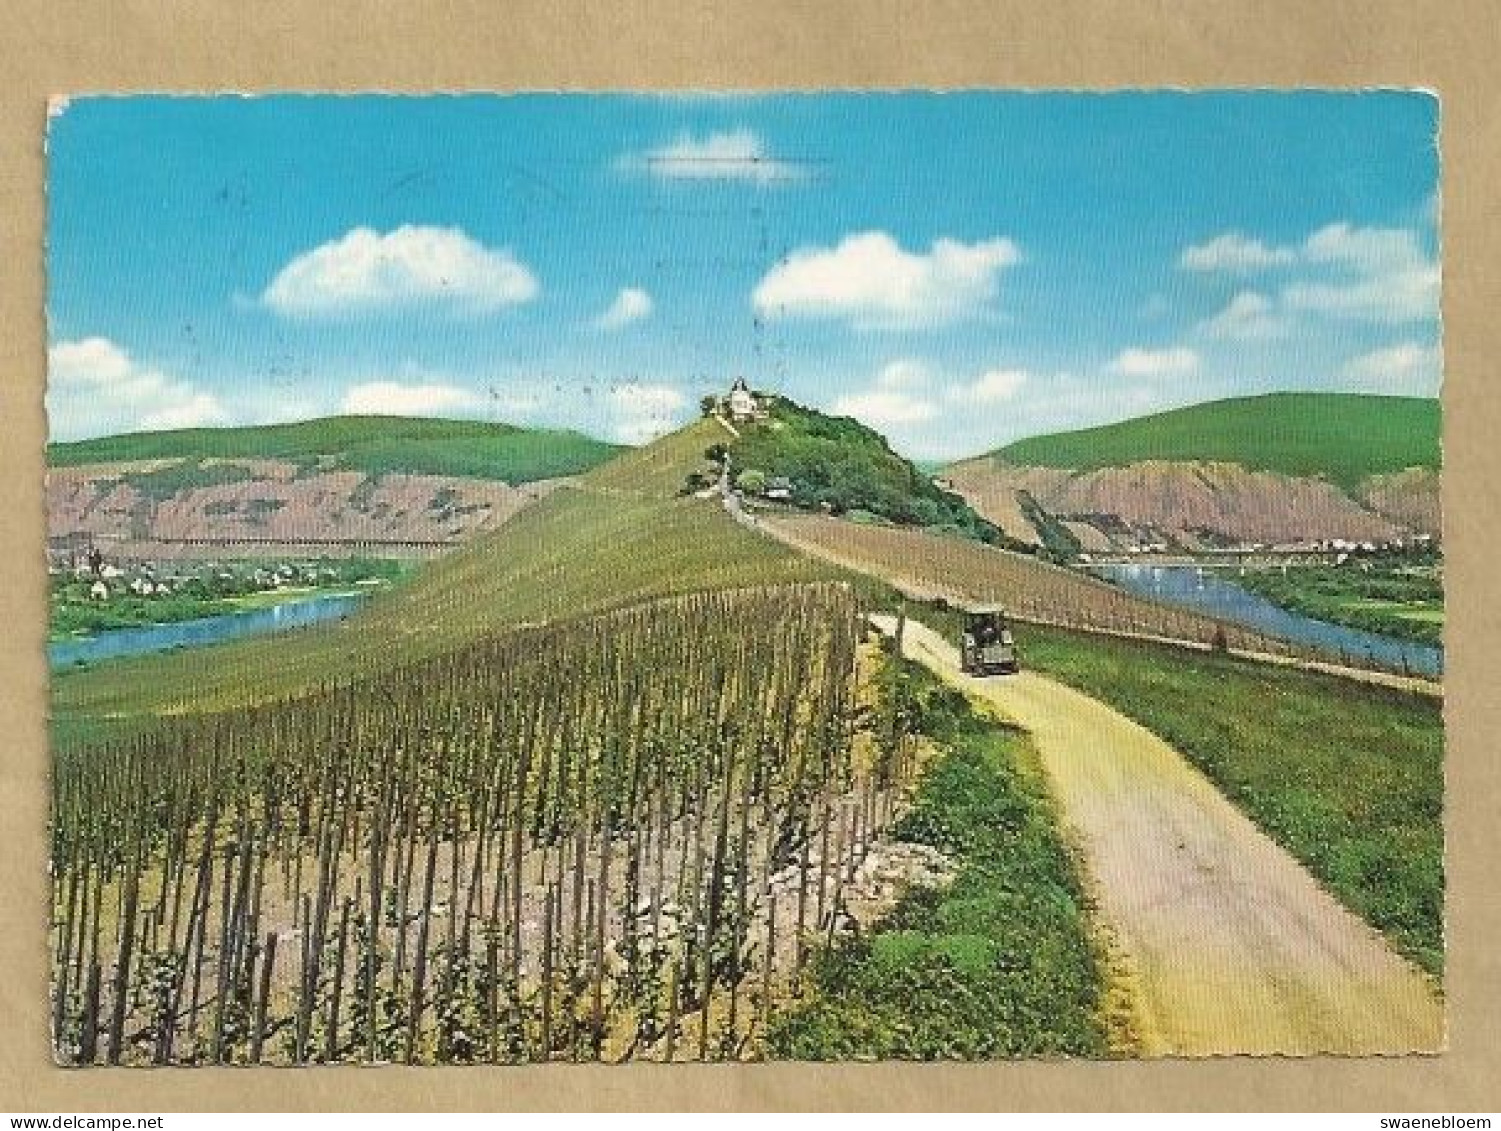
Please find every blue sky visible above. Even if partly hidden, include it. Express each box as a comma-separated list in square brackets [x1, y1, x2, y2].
[47, 91, 1440, 458]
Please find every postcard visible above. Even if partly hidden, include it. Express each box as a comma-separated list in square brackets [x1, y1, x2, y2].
[45, 92, 1442, 1065]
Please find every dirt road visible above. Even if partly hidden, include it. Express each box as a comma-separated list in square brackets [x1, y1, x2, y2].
[873, 614, 1443, 1056]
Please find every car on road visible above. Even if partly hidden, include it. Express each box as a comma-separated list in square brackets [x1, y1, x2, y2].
[960, 604, 1020, 675]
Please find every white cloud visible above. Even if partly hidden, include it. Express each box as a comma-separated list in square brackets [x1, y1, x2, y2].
[48, 337, 229, 440]
[1302, 222, 1425, 273]
[610, 382, 688, 444]
[833, 389, 939, 429]
[340, 380, 485, 417]
[873, 358, 931, 390]
[828, 358, 1208, 462]
[262, 225, 539, 316]
[832, 359, 1028, 444]
[1282, 273, 1439, 323]
[946, 367, 1029, 404]
[1107, 346, 1200, 378]
[595, 287, 654, 330]
[1183, 222, 1438, 326]
[233, 391, 336, 427]
[1283, 223, 1439, 322]
[752, 231, 1021, 329]
[831, 360, 940, 430]
[1341, 341, 1442, 395]
[50, 337, 135, 385]
[1180, 233, 1296, 272]
[1199, 290, 1286, 340]
[140, 393, 233, 432]
[621, 128, 804, 183]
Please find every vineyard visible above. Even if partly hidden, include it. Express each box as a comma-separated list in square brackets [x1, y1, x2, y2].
[760, 513, 1424, 673]
[49, 582, 952, 1065]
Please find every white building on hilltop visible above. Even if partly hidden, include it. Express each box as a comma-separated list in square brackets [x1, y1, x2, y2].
[726, 377, 765, 422]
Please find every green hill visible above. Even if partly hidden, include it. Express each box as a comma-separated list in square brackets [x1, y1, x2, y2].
[48, 415, 622, 484]
[983, 393, 1441, 488]
[728, 395, 1011, 544]
[585, 416, 728, 498]
[52, 418, 849, 738]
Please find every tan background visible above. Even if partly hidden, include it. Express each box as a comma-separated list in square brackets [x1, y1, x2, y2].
[2, 0, 1498, 1112]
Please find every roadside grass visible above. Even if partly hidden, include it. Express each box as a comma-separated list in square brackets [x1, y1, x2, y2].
[768, 656, 1111, 1059]
[1016, 623, 1444, 978]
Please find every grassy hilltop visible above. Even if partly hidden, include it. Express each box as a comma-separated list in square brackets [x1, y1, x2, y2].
[49, 414, 622, 484]
[727, 396, 1012, 544]
[987, 393, 1440, 488]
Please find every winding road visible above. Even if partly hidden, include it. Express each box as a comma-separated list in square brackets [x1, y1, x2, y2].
[872, 614, 1443, 1056]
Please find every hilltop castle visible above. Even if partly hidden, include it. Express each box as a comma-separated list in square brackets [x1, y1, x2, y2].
[719, 377, 767, 423]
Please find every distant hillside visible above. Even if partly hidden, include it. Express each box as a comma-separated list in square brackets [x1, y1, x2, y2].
[49, 415, 622, 483]
[727, 395, 1013, 545]
[47, 416, 624, 559]
[989, 393, 1440, 489]
[947, 393, 1442, 553]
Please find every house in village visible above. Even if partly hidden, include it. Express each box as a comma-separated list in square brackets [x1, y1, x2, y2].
[48, 532, 94, 572]
[764, 475, 793, 501]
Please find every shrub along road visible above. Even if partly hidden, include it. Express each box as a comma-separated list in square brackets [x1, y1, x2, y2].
[870, 614, 1442, 1056]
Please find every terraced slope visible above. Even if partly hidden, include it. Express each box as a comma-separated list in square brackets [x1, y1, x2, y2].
[948, 394, 1441, 549]
[48, 416, 625, 556]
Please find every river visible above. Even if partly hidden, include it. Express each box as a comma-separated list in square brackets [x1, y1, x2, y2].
[49, 591, 371, 668]
[1091, 564, 1443, 677]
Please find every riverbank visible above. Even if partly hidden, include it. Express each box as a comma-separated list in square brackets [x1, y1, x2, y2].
[48, 557, 405, 640]
[1235, 562, 1443, 646]
[1093, 563, 1442, 677]
[48, 589, 373, 670]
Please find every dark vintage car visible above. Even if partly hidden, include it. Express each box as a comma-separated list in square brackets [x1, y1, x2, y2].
[959, 605, 1019, 675]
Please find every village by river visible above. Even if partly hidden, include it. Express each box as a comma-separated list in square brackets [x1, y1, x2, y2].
[1092, 564, 1443, 677]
